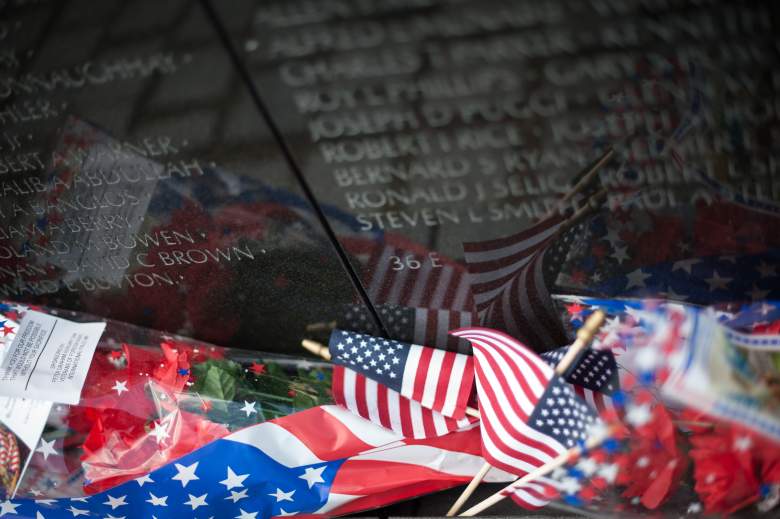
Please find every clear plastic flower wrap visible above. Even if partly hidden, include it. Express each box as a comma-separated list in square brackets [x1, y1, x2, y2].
[503, 298, 780, 518]
[0, 300, 333, 500]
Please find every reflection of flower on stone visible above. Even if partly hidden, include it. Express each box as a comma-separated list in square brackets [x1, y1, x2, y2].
[83, 180, 355, 352]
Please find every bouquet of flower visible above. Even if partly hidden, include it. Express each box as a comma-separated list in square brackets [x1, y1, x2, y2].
[0, 300, 333, 499]
[511, 298, 780, 517]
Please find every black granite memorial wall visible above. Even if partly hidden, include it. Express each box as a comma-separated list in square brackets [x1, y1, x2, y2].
[1, 0, 779, 514]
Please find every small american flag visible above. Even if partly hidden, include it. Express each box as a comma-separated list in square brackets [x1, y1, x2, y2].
[452, 327, 600, 509]
[327, 329, 474, 419]
[331, 365, 475, 438]
[541, 347, 620, 413]
[341, 303, 476, 353]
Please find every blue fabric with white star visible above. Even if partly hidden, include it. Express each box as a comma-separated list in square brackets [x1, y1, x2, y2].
[592, 251, 780, 305]
[328, 329, 411, 394]
[527, 375, 600, 450]
[721, 301, 780, 331]
[541, 348, 619, 395]
[1, 437, 345, 518]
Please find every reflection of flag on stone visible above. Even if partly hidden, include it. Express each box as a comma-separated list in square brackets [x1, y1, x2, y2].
[593, 252, 780, 304]
[551, 181, 780, 306]
[341, 303, 476, 352]
[452, 327, 600, 509]
[328, 329, 474, 419]
[353, 241, 474, 312]
[331, 366, 475, 438]
[464, 214, 564, 314]
[463, 216, 578, 349]
[5, 405, 512, 517]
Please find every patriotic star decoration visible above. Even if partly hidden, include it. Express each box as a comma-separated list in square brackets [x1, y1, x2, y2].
[111, 380, 128, 396]
[240, 401, 258, 417]
[0, 320, 15, 337]
[135, 474, 154, 487]
[0, 421, 343, 518]
[531, 378, 599, 449]
[35, 438, 58, 460]
[103, 494, 127, 509]
[150, 421, 170, 444]
[596, 253, 780, 304]
[172, 462, 199, 487]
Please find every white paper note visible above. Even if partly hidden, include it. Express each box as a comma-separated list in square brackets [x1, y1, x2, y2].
[0, 311, 105, 404]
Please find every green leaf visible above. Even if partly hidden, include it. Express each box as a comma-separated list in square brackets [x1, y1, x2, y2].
[198, 364, 237, 401]
[191, 359, 242, 396]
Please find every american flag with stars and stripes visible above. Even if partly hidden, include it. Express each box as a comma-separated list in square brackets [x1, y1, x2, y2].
[541, 347, 620, 413]
[451, 327, 601, 509]
[331, 366, 476, 438]
[462, 214, 578, 350]
[340, 303, 476, 353]
[1, 405, 515, 518]
[327, 329, 474, 419]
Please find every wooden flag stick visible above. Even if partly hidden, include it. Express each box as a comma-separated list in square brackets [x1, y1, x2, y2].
[445, 310, 606, 516]
[550, 186, 608, 242]
[305, 320, 337, 332]
[560, 148, 614, 203]
[300, 339, 481, 418]
[554, 310, 606, 376]
[459, 424, 617, 516]
[301, 339, 331, 361]
[446, 462, 492, 516]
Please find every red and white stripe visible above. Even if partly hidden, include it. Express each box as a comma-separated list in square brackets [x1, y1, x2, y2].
[451, 327, 566, 508]
[463, 217, 569, 349]
[463, 214, 564, 314]
[396, 343, 474, 419]
[574, 385, 615, 414]
[359, 242, 474, 312]
[411, 307, 476, 352]
[332, 365, 475, 438]
[487, 250, 568, 349]
[505, 476, 563, 510]
[227, 404, 514, 517]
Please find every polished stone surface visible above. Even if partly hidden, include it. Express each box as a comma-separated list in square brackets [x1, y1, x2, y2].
[2, 0, 780, 515]
[0, 0, 373, 353]
[216, 0, 780, 345]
